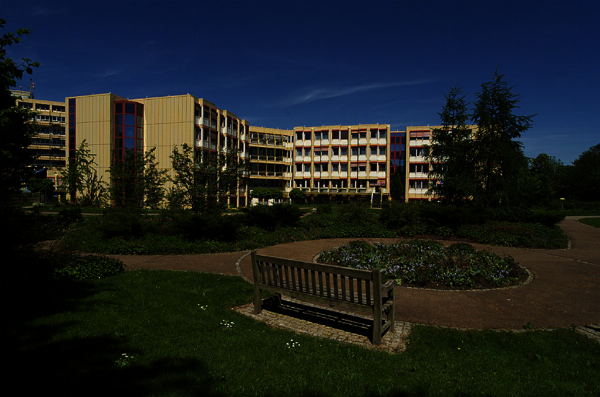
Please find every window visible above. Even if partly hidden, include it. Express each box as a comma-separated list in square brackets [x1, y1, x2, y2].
[332, 147, 339, 156]
[332, 163, 339, 172]
[371, 147, 377, 155]
[341, 147, 347, 156]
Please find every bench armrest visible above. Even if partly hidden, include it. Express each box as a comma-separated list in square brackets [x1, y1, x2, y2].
[382, 279, 395, 293]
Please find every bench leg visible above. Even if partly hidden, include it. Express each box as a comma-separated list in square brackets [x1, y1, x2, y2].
[373, 319, 382, 346]
[253, 287, 262, 314]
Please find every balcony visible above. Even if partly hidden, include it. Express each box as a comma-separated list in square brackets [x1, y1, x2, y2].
[409, 156, 427, 163]
[409, 172, 429, 179]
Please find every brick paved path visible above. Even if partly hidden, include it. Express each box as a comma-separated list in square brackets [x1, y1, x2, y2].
[116, 217, 600, 330]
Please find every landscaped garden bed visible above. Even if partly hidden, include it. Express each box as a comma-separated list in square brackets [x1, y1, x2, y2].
[317, 240, 529, 290]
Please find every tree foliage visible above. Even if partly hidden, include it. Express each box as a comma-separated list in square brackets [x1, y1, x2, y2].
[251, 187, 284, 204]
[169, 143, 247, 213]
[527, 153, 564, 206]
[60, 140, 107, 206]
[289, 188, 305, 204]
[0, 19, 40, 201]
[428, 86, 475, 204]
[565, 143, 600, 202]
[108, 147, 169, 209]
[470, 71, 533, 207]
[389, 168, 405, 201]
[430, 72, 533, 207]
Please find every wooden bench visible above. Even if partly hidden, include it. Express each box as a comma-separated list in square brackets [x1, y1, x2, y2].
[251, 251, 395, 345]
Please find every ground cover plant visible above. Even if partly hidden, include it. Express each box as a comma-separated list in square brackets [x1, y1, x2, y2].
[4, 269, 599, 396]
[318, 240, 528, 289]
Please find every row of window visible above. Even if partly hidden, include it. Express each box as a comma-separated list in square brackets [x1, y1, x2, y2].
[295, 163, 386, 173]
[18, 102, 66, 112]
[38, 127, 65, 135]
[296, 130, 388, 141]
[35, 115, 66, 123]
[296, 146, 387, 157]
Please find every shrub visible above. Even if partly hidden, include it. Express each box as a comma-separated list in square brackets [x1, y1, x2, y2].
[379, 202, 421, 229]
[54, 255, 125, 280]
[166, 211, 242, 242]
[57, 205, 83, 225]
[243, 204, 302, 231]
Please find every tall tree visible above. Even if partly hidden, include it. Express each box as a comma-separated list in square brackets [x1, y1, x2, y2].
[565, 143, 600, 202]
[169, 143, 247, 213]
[470, 71, 533, 207]
[528, 153, 564, 206]
[428, 85, 475, 204]
[108, 147, 168, 209]
[389, 168, 405, 201]
[60, 140, 107, 206]
[0, 19, 40, 201]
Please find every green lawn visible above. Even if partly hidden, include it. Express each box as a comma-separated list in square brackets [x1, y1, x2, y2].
[6, 269, 599, 397]
[579, 217, 600, 228]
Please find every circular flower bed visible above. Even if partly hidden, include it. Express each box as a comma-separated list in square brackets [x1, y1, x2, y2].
[317, 240, 529, 290]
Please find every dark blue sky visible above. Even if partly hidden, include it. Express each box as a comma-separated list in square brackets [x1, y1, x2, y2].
[4, 0, 599, 164]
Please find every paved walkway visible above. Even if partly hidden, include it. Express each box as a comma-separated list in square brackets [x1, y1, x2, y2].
[115, 217, 600, 331]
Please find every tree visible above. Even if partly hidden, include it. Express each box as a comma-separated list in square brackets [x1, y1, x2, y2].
[428, 86, 476, 204]
[169, 143, 247, 213]
[289, 188, 305, 204]
[60, 140, 107, 206]
[0, 19, 40, 201]
[527, 153, 564, 206]
[108, 147, 169, 209]
[470, 71, 533, 207]
[389, 168, 405, 201]
[565, 143, 600, 202]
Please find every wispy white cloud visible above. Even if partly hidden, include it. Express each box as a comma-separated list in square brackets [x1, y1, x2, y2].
[32, 7, 65, 16]
[273, 80, 431, 107]
[101, 68, 124, 78]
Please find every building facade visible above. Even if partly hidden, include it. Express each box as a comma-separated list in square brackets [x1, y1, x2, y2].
[66, 93, 250, 206]
[247, 126, 293, 194]
[14, 92, 67, 189]
[14, 89, 469, 206]
[292, 124, 391, 204]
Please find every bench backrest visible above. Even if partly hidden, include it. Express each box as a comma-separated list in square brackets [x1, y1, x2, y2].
[252, 252, 384, 312]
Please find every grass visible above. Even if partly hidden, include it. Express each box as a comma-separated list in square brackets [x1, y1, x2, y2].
[5, 269, 599, 397]
[579, 217, 600, 228]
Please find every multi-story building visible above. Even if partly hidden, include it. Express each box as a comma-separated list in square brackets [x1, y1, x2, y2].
[292, 124, 391, 203]
[247, 127, 293, 195]
[12, 90, 67, 189]
[14, 89, 472, 207]
[66, 93, 250, 206]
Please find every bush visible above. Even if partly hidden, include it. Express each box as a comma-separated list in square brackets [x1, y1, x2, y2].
[166, 211, 242, 242]
[243, 204, 302, 231]
[57, 205, 83, 225]
[54, 255, 125, 280]
[379, 202, 421, 229]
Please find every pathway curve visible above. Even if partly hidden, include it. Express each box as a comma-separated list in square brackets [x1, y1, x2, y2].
[115, 216, 600, 330]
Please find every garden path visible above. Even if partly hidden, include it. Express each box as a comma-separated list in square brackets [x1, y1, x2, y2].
[115, 217, 600, 331]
